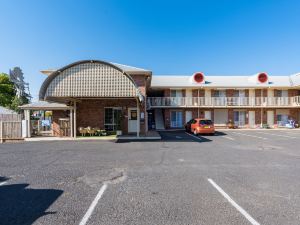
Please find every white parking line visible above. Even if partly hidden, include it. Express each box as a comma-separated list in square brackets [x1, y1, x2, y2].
[185, 132, 202, 141]
[208, 178, 260, 225]
[221, 136, 235, 141]
[232, 132, 267, 140]
[257, 132, 297, 139]
[0, 181, 7, 186]
[79, 183, 108, 225]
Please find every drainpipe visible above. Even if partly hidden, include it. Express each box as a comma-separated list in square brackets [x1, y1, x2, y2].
[73, 101, 77, 138]
[260, 89, 263, 128]
[197, 89, 200, 117]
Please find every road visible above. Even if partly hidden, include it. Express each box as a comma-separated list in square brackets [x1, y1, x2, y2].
[1, 129, 300, 225]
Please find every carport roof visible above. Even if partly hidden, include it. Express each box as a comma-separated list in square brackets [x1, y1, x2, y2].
[19, 101, 73, 110]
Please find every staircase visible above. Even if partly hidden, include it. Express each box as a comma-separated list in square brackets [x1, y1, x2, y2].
[154, 109, 165, 130]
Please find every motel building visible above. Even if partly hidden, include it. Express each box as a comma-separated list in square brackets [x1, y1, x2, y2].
[20, 60, 300, 138]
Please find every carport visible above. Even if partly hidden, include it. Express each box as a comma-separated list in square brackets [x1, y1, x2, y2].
[19, 101, 74, 138]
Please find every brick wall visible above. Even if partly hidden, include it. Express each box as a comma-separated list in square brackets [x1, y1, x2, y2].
[52, 110, 70, 137]
[76, 99, 146, 135]
[164, 109, 171, 129]
[288, 89, 298, 98]
[164, 89, 170, 97]
[226, 89, 234, 97]
[131, 75, 146, 96]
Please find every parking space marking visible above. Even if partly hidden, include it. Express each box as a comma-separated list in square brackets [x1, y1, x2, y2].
[0, 181, 7, 186]
[257, 132, 297, 139]
[79, 183, 108, 225]
[208, 178, 260, 225]
[232, 132, 267, 140]
[185, 132, 202, 141]
[221, 136, 235, 141]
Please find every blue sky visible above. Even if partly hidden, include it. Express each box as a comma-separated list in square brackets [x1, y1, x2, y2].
[0, 0, 300, 100]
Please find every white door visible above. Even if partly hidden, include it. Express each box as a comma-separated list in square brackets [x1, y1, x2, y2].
[267, 110, 274, 127]
[248, 111, 255, 128]
[185, 111, 192, 123]
[205, 89, 211, 105]
[249, 89, 255, 106]
[214, 109, 228, 126]
[186, 89, 192, 106]
[128, 108, 137, 133]
[205, 111, 211, 120]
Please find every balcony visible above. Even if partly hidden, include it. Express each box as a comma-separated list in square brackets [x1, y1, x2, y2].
[147, 96, 300, 108]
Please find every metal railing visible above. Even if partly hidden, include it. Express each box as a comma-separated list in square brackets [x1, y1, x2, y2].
[147, 96, 300, 108]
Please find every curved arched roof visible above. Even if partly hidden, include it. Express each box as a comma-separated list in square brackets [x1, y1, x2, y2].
[39, 60, 143, 101]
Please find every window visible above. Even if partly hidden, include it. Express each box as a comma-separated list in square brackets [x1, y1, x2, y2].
[170, 90, 182, 97]
[277, 90, 288, 97]
[213, 90, 226, 97]
[104, 108, 122, 131]
[199, 120, 213, 125]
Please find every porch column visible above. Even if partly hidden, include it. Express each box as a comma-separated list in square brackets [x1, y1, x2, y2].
[136, 98, 140, 137]
[70, 109, 73, 138]
[73, 101, 77, 138]
[260, 108, 263, 127]
[25, 109, 31, 138]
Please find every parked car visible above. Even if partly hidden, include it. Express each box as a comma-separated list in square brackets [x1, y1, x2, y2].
[185, 118, 215, 135]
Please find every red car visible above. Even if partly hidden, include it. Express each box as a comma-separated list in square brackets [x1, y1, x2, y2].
[185, 118, 215, 135]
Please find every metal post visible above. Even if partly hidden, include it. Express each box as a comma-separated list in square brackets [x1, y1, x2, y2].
[261, 89, 263, 127]
[197, 89, 200, 118]
[136, 98, 140, 137]
[0, 121, 3, 143]
[70, 109, 73, 138]
[73, 101, 77, 138]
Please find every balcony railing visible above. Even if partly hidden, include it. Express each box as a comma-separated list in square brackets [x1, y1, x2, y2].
[147, 96, 300, 108]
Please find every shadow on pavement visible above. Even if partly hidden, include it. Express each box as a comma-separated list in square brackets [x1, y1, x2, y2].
[0, 176, 9, 183]
[0, 177, 63, 225]
[208, 131, 227, 136]
[116, 130, 212, 143]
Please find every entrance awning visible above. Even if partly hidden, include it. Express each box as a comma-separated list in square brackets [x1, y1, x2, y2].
[19, 101, 73, 110]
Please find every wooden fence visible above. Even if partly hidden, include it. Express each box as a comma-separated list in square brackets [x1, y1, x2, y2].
[0, 114, 23, 143]
[0, 114, 22, 121]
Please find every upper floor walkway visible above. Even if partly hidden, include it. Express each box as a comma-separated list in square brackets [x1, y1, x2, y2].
[147, 96, 300, 108]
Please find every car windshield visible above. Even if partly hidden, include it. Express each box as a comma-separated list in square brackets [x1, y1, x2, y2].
[199, 120, 213, 125]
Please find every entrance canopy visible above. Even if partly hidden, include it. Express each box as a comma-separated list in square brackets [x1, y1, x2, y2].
[39, 60, 144, 102]
[19, 101, 73, 110]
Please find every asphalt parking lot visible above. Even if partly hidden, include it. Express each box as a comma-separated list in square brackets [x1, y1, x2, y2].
[1, 129, 300, 225]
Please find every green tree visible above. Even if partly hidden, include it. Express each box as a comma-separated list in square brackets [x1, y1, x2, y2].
[10, 95, 30, 113]
[0, 73, 16, 107]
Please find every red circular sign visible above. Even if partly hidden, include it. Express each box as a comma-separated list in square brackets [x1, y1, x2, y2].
[258, 73, 268, 83]
[194, 72, 204, 83]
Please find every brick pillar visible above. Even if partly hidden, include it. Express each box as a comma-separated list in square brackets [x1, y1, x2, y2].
[228, 109, 234, 122]
[164, 109, 170, 129]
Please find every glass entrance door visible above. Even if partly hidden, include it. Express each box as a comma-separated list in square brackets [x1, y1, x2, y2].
[170, 111, 183, 128]
[104, 107, 122, 131]
[234, 111, 246, 127]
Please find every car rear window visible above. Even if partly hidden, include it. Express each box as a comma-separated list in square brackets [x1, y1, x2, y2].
[199, 120, 213, 125]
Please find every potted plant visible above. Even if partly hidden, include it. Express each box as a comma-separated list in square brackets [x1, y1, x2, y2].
[227, 119, 235, 129]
